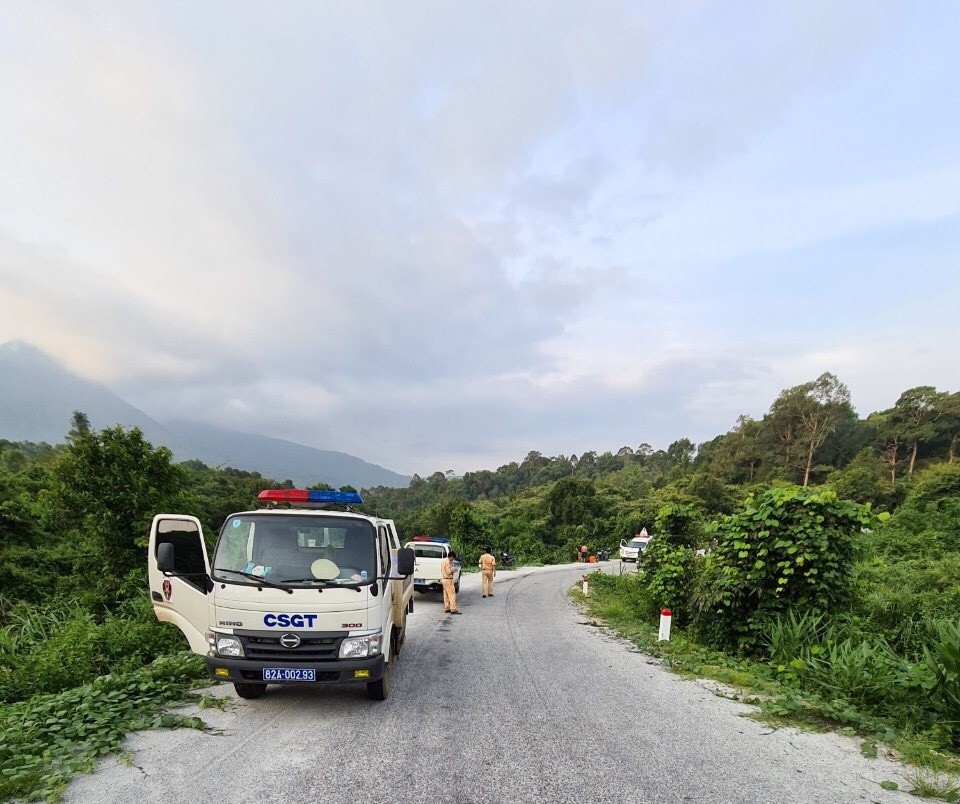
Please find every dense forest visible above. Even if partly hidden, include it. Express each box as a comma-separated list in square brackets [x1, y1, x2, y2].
[365, 373, 960, 565]
[2, 372, 960, 798]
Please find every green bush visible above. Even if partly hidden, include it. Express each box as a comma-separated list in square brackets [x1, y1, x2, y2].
[763, 610, 941, 735]
[692, 486, 875, 653]
[925, 618, 960, 744]
[0, 652, 207, 803]
[852, 553, 960, 657]
[637, 539, 698, 625]
[764, 609, 830, 667]
[0, 595, 186, 703]
[878, 463, 960, 558]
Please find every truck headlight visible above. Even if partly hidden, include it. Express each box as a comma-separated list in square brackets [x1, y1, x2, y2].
[215, 634, 244, 657]
[339, 630, 381, 659]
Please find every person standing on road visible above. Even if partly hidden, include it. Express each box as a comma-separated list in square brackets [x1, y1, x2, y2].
[440, 550, 461, 614]
[479, 546, 496, 598]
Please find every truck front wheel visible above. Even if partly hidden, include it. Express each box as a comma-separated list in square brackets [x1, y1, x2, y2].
[234, 682, 267, 699]
[367, 661, 391, 701]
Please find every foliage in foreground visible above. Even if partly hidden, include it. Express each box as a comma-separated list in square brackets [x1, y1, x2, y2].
[0, 592, 188, 704]
[692, 486, 879, 653]
[0, 652, 208, 803]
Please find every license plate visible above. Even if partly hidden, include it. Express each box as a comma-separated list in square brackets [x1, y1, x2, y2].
[263, 668, 316, 682]
[414, 578, 425, 584]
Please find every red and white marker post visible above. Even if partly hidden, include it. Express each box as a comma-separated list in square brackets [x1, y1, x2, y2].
[658, 608, 672, 641]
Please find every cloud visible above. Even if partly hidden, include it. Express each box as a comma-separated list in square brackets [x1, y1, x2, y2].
[0, 2, 957, 475]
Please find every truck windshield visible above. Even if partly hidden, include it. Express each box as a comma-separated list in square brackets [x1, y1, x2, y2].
[212, 514, 376, 586]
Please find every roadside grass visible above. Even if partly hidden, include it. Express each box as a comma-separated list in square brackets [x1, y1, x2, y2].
[571, 579, 960, 798]
[0, 651, 211, 803]
[907, 768, 960, 802]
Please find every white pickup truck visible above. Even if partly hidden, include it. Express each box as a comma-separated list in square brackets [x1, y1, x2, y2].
[405, 536, 461, 595]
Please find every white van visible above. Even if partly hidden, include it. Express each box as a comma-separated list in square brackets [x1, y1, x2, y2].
[148, 489, 414, 701]
[619, 534, 650, 562]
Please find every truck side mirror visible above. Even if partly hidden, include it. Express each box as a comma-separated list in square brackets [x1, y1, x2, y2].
[157, 542, 175, 573]
[396, 547, 415, 577]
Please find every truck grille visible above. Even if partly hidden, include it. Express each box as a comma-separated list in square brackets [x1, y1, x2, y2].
[242, 634, 340, 662]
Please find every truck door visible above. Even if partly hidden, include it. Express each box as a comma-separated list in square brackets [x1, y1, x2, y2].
[376, 525, 393, 654]
[386, 521, 412, 611]
[147, 514, 211, 654]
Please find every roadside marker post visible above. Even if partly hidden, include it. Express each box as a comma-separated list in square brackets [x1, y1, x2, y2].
[658, 608, 672, 641]
[582, 576, 589, 596]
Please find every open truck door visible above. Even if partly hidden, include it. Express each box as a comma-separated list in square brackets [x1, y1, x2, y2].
[148, 514, 211, 653]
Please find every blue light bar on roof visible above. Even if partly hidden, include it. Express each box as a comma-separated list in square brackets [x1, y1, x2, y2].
[258, 489, 363, 505]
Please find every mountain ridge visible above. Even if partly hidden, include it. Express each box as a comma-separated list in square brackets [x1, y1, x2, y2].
[0, 341, 410, 489]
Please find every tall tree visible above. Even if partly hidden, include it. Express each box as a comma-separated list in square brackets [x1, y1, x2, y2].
[943, 392, 960, 463]
[868, 409, 904, 490]
[667, 438, 696, 469]
[68, 410, 91, 440]
[47, 420, 183, 577]
[766, 373, 853, 486]
[893, 386, 946, 477]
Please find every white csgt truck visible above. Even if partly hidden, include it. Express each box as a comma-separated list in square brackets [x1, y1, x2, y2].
[148, 489, 415, 701]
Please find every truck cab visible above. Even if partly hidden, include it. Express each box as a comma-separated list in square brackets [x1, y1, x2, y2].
[148, 489, 414, 701]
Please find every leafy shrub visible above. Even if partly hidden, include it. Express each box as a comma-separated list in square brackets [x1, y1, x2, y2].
[652, 503, 701, 548]
[878, 463, 960, 558]
[0, 595, 186, 703]
[0, 652, 207, 803]
[637, 539, 698, 625]
[692, 486, 875, 653]
[852, 553, 960, 658]
[925, 618, 960, 744]
[764, 609, 830, 667]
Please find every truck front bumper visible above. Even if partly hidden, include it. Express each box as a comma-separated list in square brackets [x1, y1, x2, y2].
[206, 654, 385, 685]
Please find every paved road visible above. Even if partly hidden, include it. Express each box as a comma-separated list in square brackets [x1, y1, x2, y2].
[64, 563, 912, 804]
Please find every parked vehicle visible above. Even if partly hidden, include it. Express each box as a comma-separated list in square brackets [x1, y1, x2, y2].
[499, 550, 516, 567]
[619, 533, 650, 562]
[405, 536, 461, 594]
[148, 488, 415, 701]
[595, 548, 610, 561]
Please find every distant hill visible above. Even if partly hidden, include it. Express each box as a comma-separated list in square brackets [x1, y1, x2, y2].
[0, 341, 180, 446]
[159, 420, 411, 489]
[0, 341, 410, 489]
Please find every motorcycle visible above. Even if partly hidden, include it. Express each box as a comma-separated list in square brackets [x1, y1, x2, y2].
[595, 548, 610, 561]
[499, 550, 516, 567]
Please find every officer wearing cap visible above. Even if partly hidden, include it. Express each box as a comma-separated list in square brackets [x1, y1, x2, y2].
[479, 546, 496, 598]
[440, 550, 461, 614]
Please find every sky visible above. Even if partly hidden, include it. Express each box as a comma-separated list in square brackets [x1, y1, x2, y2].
[1, 2, 958, 477]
